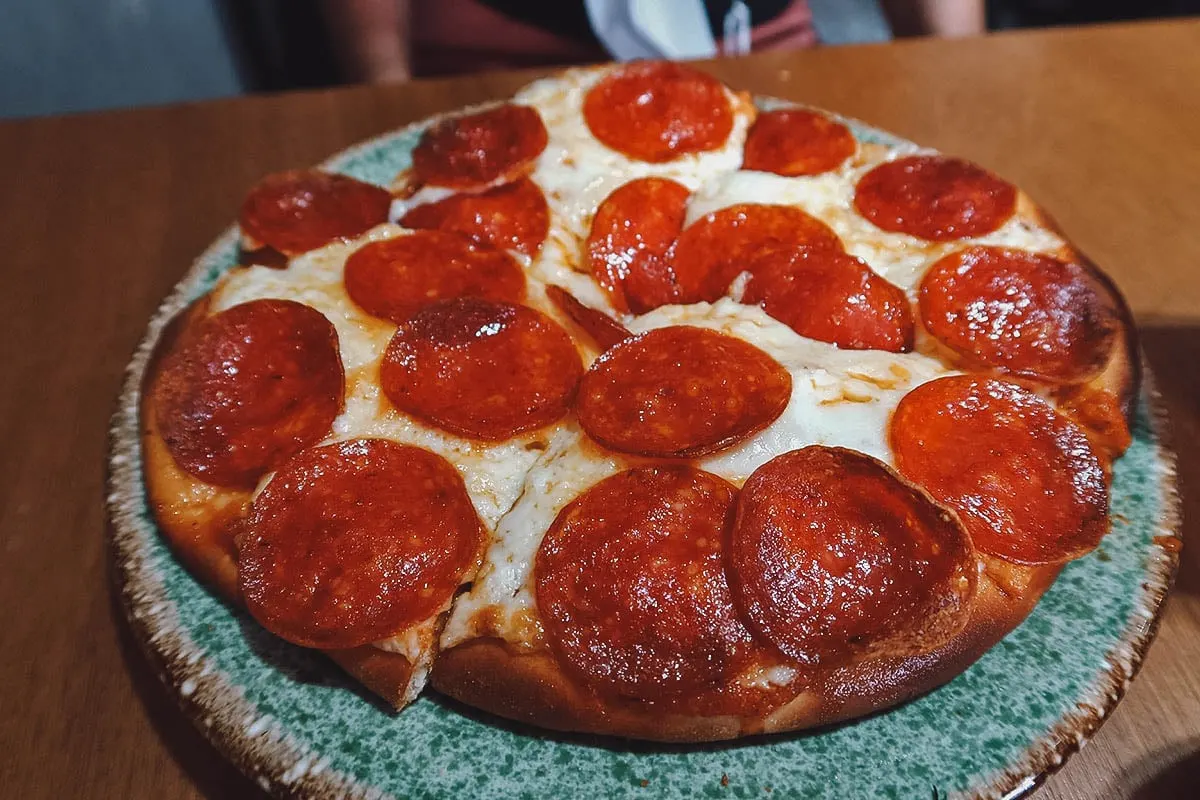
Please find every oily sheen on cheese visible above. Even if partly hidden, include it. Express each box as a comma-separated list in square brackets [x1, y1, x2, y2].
[218, 74, 1077, 663]
[391, 68, 755, 318]
[140, 62, 1138, 741]
[441, 301, 956, 653]
[513, 67, 751, 304]
[513, 68, 754, 245]
[210, 225, 546, 528]
[688, 158, 1068, 292]
[209, 226, 559, 669]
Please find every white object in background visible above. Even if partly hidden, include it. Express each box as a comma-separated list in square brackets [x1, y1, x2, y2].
[584, 0, 719, 60]
[723, 1, 752, 55]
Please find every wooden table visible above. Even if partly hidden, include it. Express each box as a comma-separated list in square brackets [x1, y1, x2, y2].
[1, 17, 1196, 799]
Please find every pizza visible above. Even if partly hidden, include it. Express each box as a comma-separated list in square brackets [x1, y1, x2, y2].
[140, 61, 1139, 742]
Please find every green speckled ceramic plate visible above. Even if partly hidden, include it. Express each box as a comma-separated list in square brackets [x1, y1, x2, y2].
[107, 101, 1181, 800]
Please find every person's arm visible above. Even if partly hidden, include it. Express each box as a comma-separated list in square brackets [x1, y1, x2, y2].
[320, 0, 412, 83]
[880, 0, 986, 38]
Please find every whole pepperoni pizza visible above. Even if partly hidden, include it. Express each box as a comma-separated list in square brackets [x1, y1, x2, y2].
[140, 62, 1139, 742]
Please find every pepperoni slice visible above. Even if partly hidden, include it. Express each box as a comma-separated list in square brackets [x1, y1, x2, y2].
[154, 299, 344, 489]
[729, 446, 976, 666]
[890, 376, 1109, 564]
[576, 326, 792, 457]
[544, 285, 631, 351]
[671, 204, 842, 303]
[919, 246, 1117, 382]
[586, 177, 690, 313]
[854, 155, 1017, 241]
[239, 170, 392, 256]
[742, 109, 857, 177]
[583, 61, 734, 163]
[380, 297, 582, 440]
[411, 104, 548, 190]
[742, 247, 914, 352]
[239, 439, 483, 650]
[399, 177, 549, 256]
[344, 231, 525, 323]
[536, 466, 761, 707]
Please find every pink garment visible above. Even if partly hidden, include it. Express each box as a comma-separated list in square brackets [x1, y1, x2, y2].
[412, 0, 816, 77]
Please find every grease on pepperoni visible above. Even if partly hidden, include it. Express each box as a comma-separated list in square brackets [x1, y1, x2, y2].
[576, 326, 792, 457]
[671, 203, 842, 303]
[743, 247, 914, 352]
[153, 299, 344, 489]
[536, 466, 770, 709]
[239, 170, 392, 256]
[344, 230, 525, 323]
[742, 109, 856, 177]
[239, 439, 483, 650]
[853, 155, 1017, 241]
[587, 177, 690, 313]
[544, 285, 631, 351]
[582, 61, 734, 163]
[729, 446, 976, 666]
[399, 177, 549, 256]
[890, 376, 1109, 564]
[380, 297, 582, 440]
[919, 246, 1117, 382]
[411, 103, 548, 190]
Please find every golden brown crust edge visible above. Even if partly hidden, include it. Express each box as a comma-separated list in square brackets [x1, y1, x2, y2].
[325, 647, 417, 709]
[137, 197, 1141, 739]
[139, 299, 421, 709]
[145, 339, 1063, 742]
[1025, 198, 1141, 422]
[427, 201, 1138, 743]
[140, 296, 246, 602]
[429, 561, 1060, 743]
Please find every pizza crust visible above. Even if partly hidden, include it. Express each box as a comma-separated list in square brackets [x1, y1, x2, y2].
[139, 214, 1139, 739]
[1027, 202, 1142, 421]
[429, 560, 1059, 742]
[135, 79, 1142, 741]
[325, 646, 418, 709]
[141, 296, 246, 603]
[141, 297, 426, 709]
[424, 219, 1137, 741]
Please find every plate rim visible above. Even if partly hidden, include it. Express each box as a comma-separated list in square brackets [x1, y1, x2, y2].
[106, 97, 1184, 800]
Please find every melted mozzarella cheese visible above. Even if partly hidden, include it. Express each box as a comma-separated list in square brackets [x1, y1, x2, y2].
[514, 67, 754, 246]
[441, 424, 625, 650]
[210, 224, 545, 528]
[392, 67, 755, 320]
[388, 65, 762, 332]
[632, 301, 955, 480]
[443, 300, 956, 650]
[212, 225, 565, 665]
[686, 155, 1067, 292]
[389, 185, 456, 220]
[369, 616, 440, 705]
[740, 663, 800, 691]
[374, 617, 437, 659]
[212, 73, 1081, 676]
[520, 70, 752, 316]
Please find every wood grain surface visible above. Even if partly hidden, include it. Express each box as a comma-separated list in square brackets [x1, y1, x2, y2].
[0, 18, 1196, 799]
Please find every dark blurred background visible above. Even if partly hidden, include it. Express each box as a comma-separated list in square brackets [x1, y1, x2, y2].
[2, 0, 1197, 120]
